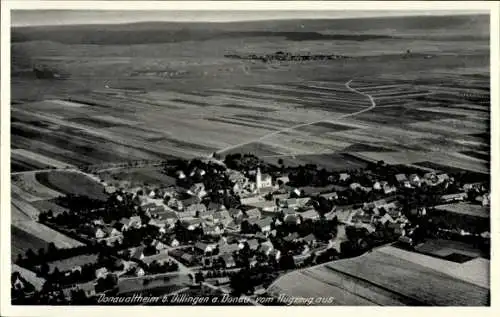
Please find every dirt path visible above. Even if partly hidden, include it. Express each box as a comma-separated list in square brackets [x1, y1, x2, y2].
[214, 79, 377, 156]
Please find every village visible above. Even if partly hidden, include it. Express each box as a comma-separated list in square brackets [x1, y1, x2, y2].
[11, 153, 491, 304]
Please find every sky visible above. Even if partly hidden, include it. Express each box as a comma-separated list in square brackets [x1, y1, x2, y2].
[11, 10, 488, 27]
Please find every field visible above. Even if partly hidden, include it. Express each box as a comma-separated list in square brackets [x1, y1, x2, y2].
[97, 167, 177, 189]
[10, 15, 489, 176]
[35, 170, 108, 201]
[268, 245, 489, 305]
[434, 203, 489, 218]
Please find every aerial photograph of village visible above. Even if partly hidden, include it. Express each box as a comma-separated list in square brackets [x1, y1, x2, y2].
[8, 8, 491, 306]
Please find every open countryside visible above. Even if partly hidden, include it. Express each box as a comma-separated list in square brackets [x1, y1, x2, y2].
[10, 11, 490, 306]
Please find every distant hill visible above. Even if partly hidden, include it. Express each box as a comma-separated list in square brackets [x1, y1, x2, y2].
[11, 14, 489, 45]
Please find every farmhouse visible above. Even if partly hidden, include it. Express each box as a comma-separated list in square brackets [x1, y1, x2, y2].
[142, 251, 171, 266]
[300, 208, 320, 220]
[255, 217, 273, 232]
[47, 254, 99, 274]
[219, 243, 239, 255]
[221, 254, 236, 268]
[195, 242, 214, 254]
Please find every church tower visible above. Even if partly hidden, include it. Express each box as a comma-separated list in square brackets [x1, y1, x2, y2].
[256, 167, 262, 191]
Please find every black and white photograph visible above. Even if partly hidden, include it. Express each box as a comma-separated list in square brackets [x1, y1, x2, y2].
[1, 1, 497, 311]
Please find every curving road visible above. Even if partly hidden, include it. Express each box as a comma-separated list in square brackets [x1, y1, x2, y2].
[214, 79, 377, 156]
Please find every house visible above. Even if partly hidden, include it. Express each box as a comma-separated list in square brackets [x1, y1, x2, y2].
[195, 242, 214, 254]
[246, 239, 260, 251]
[352, 212, 373, 224]
[219, 243, 239, 255]
[77, 281, 97, 298]
[180, 253, 196, 265]
[151, 240, 167, 251]
[276, 175, 289, 186]
[283, 207, 296, 215]
[328, 239, 342, 253]
[103, 227, 121, 238]
[228, 208, 242, 218]
[441, 192, 467, 203]
[339, 173, 350, 182]
[254, 217, 273, 232]
[320, 192, 338, 201]
[207, 202, 225, 213]
[284, 214, 300, 225]
[221, 254, 236, 268]
[373, 181, 382, 191]
[188, 183, 207, 198]
[395, 174, 408, 183]
[409, 174, 421, 186]
[383, 184, 397, 194]
[169, 238, 180, 247]
[135, 267, 145, 277]
[269, 249, 281, 261]
[176, 170, 186, 179]
[283, 232, 300, 242]
[142, 251, 171, 266]
[258, 241, 274, 256]
[379, 213, 396, 225]
[284, 198, 298, 208]
[203, 223, 223, 236]
[388, 222, 404, 235]
[226, 220, 240, 232]
[213, 210, 232, 226]
[245, 208, 262, 220]
[300, 208, 319, 220]
[47, 254, 99, 275]
[131, 246, 145, 261]
[437, 173, 450, 183]
[90, 227, 106, 239]
[182, 218, 202, 230]
[184, 203, 207, 217]
[95, 267, 108, 279]
[398, 236, 414, 246]
[303, 233, 316, 245]
[118, 217, 141, 231]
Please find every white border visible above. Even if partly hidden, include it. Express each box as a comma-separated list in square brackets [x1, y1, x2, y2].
[1, 1, 499, 316]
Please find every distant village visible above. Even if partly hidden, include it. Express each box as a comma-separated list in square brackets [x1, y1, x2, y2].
[12, 153, 490, 304]
[224, 51, 350, 63]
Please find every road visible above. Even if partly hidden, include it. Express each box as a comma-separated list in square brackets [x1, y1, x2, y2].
[214, 79, 377, 156]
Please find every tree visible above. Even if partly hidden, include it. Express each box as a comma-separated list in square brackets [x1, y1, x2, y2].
[194, 271, 205, 284]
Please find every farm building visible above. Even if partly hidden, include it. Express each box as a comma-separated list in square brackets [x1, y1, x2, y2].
[46, 254, 99, 274]
[254, 217, 273, 232]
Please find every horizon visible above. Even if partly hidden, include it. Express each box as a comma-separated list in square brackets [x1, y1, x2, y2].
[11, 10, 488, 27]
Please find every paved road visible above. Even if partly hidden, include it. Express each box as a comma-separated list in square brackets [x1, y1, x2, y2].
[214, 79, 377, 156]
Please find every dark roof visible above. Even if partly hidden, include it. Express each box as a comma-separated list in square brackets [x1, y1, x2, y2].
[181, 196, 201, 206]
[255, 217, 273, 228]
[195, 242, 210, 251]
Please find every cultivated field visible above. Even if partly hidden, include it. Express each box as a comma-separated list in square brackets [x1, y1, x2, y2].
[10, 15, 489, 176]
[268, 245, 489, 305]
